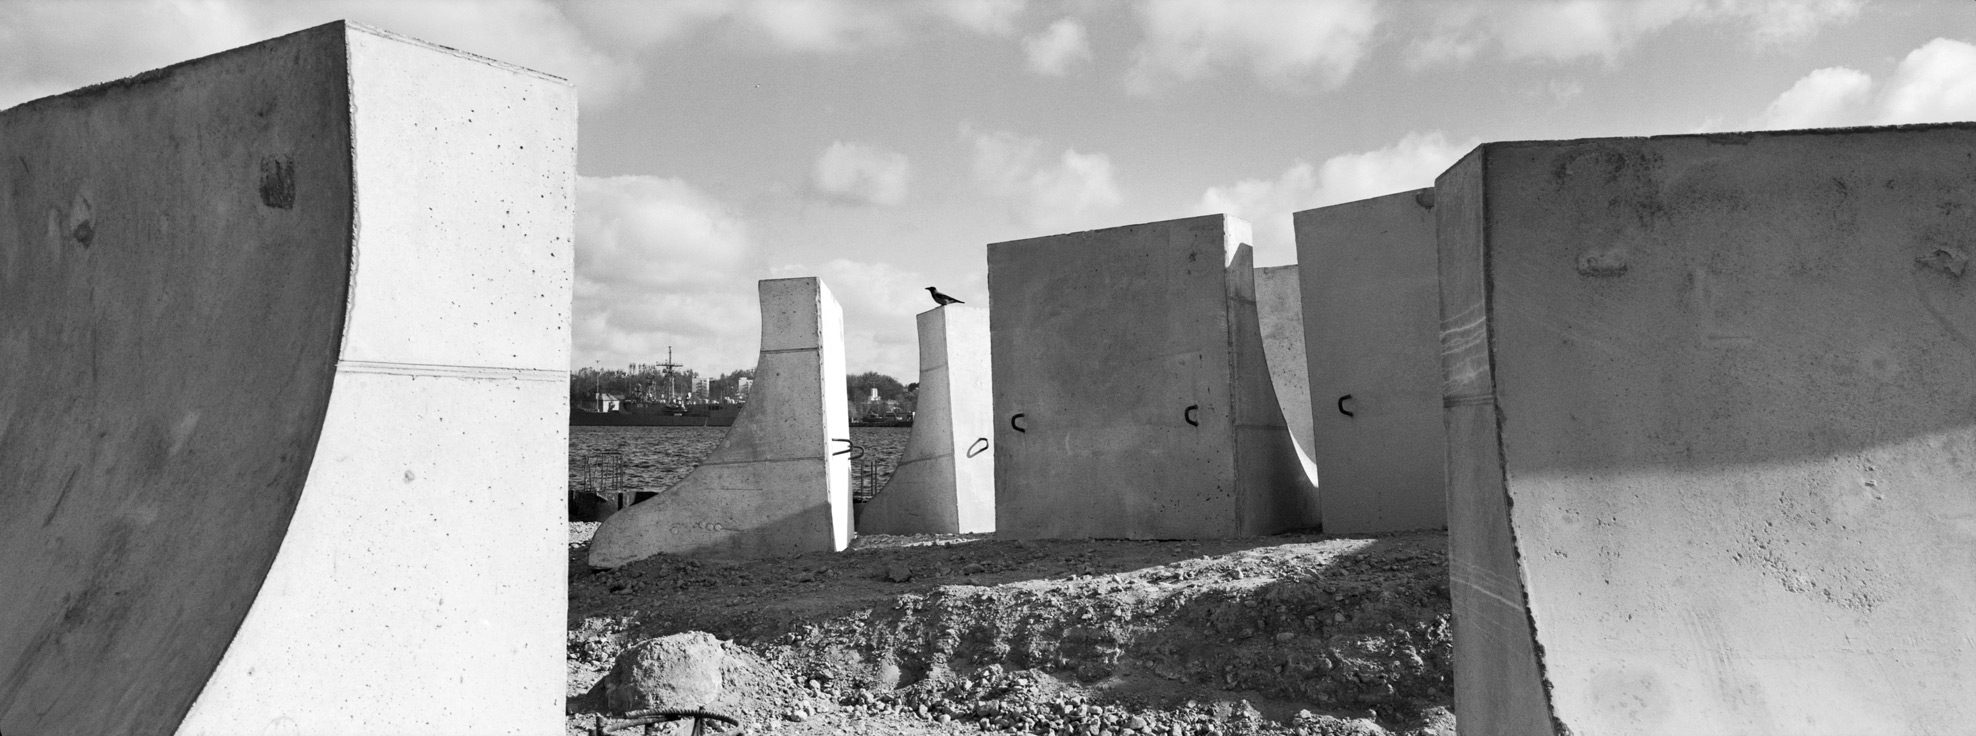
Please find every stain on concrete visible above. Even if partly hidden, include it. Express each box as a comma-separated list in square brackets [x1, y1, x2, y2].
[68, 192, 93, 247]
[259, 155, 295, 209]
[1915, 247, 1968, 277]
[1574, 247, 1629, 277]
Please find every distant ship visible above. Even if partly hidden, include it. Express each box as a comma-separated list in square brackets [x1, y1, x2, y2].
[570, 400, 744, 427]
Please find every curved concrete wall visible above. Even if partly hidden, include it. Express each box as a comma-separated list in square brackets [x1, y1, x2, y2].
[858, 304, 995, 534]
[1254, 265, 1320, 489]
[1440, 127, 1976, 735]
[589, 277, 851, 565]
[0, 23, 572, 736]
[1294, 191, 1446, 533]
[990, 214, 1318, 539]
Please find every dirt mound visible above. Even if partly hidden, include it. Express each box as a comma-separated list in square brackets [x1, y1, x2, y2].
[567, 528, 1454, 735]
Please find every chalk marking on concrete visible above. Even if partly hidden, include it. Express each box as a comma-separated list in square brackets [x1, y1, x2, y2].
[337, 359, 563, 382]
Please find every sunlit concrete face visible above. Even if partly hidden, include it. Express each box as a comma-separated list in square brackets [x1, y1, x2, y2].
[1294, 191, 1446, 534]
[589, 277, 851, 566]
[0, 22, 572, 736]
[858, 304, 995, 534]
[1440, 127, 1976, 735]
[1253, 265, 1319, 490]
[989, 214, 1319, 539]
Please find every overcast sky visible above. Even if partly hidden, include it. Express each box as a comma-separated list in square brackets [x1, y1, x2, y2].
[5, 0, 1975, 378]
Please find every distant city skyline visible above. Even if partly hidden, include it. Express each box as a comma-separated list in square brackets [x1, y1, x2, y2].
[5, 0, 1973, 377]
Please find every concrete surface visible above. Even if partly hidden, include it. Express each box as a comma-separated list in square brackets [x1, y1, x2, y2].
[989, 214, 1319, 539]
[1439, 127, 1976, 735]
[1254, 265, 1319, 489]
[0, 22, 571, 736]
[589, 277, 852, 565]
[858, 305, 995, 534]
[1294, 191, 1446, 533]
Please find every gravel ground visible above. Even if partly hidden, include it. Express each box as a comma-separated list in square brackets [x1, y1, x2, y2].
[566, 524, 1455, 736]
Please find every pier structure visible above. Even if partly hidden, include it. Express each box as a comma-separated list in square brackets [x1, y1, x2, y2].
[588, 277, 852, 566]
[0, 23, 572, 735]
[1293, 190, 1447, 533]
[857, 304, 996, 535]
[1439, 127, 1976, 734]
[988, 214, 1319, 539]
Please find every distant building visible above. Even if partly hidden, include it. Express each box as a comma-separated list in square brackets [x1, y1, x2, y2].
[577, 392, 622, 413]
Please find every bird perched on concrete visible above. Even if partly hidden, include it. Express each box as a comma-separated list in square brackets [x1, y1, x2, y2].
[925, 286, 964, 306]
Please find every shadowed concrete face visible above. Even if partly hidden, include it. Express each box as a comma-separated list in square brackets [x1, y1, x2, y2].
[1254, 265, 1319, 489]
[0, 22, 572, 736]
[589, 277, 852, 566]
[858, 304, 995, 534]
[989, 214, 1319, 539]
[1440, 127, 1976, 735]
[1294, 191, 1446, 534]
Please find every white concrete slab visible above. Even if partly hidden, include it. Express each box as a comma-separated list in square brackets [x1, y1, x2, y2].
[1441, 127, 1976, 735]
[858, 305, 995, 534]
[1294, 190, 1446, 533]
[989, 214, 1318, 539]
[588, 277, 852, 565]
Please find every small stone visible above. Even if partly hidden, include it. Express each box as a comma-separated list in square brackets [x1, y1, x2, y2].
[1127, 715, 1149, 730]
[886, 563, 913, 583]
[783, 711, 807, 722]
[1274, 632, 1294, 642]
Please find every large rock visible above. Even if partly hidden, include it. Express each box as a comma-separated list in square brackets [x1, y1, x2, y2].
[601, 632, 730, 713]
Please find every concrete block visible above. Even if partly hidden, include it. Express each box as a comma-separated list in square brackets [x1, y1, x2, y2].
[1254, 265, 1319, 488]
[989, 214, 1319, 539]
[589, 277, 852, 565]
[858, 304, 996, 534]
[1293, 190, 1446, 533]
[0, 22, 571, 736]
[1439, 127, 1976, 735]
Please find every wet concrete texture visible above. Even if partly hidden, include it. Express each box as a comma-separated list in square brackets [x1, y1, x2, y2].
[1254, 265, 1320, 489]
[1439, 127, 1976, 735]
[0, 22, 572, 736]
[858, 305, 996, 534]
[589, 277, 853, 566]
[1294, 191, 1447, 534]
[989, 214, 1320, 539]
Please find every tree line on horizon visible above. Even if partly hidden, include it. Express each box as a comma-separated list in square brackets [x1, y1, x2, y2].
[570, 367, 914, 406]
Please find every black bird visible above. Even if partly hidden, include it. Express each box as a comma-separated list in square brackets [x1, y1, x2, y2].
[926, 286, 964, 306]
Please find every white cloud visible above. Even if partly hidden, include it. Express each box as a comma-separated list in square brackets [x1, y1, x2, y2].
[1125, 0, 1380, 93]
[574, 176, 763, 373]
[1744, 38, 1976, 131]
[935, 0, 1027, 36]
[1406, 0, 1860, 68]
[1751, 66, 1873, 129]
[1201, 131, 1474, 262]
[965, 127, 1122, 229]
[741, 0, 900, 52]
[1877, 38, 1976, 125]
[1024, 18, 1093, 76]
[811, 141, 911, 207]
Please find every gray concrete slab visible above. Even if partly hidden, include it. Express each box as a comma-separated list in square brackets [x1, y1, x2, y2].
[1294, 191, 1447, 533]
[989, 214, 1319, 539]
[1439, 126, 1976, 735]
[859, 304, 995, 534]
[589, 277, 852, 565]
[0, 22, 571, 736]
[1254, 265, 1319, 489]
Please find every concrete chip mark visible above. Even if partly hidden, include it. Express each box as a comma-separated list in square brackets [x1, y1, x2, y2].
[68, 192, 94, 247]
[1575, 247, 1629, 277]
[1915, 247, 1968, 278]
[258, 155, 296, 209]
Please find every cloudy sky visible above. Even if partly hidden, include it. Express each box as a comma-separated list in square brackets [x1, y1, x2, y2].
[4, 1, 1974, 378]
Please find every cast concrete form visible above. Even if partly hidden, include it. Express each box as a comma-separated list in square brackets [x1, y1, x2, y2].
[589, 277, 851, 565]
[1294, 191, 1446, 533]
[0, 22, 571, 736]
[989, 214, 1319, 539]
[858, 305, 995, 534]
[1439, 127, 1976, 735]
[1254, 265, 1319, 488]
